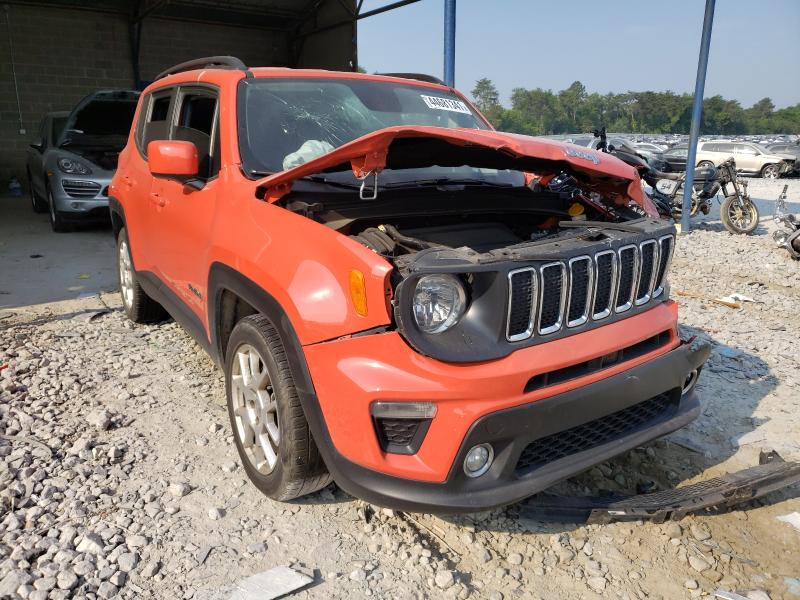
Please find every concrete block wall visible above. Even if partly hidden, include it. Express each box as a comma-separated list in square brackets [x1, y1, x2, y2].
[0, 4, 299, 187]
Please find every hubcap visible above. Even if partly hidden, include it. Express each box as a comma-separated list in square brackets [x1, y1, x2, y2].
[118, 240, 135, 308]
[231, 344, 280, 474]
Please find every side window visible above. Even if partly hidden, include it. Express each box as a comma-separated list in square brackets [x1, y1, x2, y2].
[735, 144, 756, 156]
[702, 143, 717, 152]
[173, 89, 219, 179]
[717, 143, 734, 153]
[137, 91, 174, 156]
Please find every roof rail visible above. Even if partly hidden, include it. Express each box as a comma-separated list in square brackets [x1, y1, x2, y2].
[378, 72, 447, 86]
[155, 56, 247, 80]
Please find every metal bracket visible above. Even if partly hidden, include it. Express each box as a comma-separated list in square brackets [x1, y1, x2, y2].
[358, 170, 379, 201]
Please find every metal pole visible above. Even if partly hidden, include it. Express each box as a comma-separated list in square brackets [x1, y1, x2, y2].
[443, 0, 456, 87]
[681, 0, 715, 233]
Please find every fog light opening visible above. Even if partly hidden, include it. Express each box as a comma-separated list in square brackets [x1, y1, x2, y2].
[463, 443, 494, 478]
[682, 369, 699, 395]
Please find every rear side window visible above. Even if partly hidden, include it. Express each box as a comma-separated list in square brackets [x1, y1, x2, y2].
[716, 143, 734, 153]
[137, 90, 174, 156]
[702, 143, 717, 152]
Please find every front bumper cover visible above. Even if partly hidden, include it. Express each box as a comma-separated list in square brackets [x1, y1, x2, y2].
[309, 339, 710, 513]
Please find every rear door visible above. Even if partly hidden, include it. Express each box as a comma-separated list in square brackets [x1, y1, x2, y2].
[733, 144, 760, 172]
[148, 85, 220, 323]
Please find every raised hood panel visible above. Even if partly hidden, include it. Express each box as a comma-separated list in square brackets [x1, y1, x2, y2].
[254, 126, 642, 204]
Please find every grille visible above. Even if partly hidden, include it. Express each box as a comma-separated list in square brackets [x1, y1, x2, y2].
[373, 417, 431, 454]
[506, 268, 536, 340]
[505, 236, 674, 342]
[62, 180, 101, 198]
[515, 391, 677, 474]
[567, 256, 592, 327]
[538, 263, 565, 334]
[636, 241, 658, 304]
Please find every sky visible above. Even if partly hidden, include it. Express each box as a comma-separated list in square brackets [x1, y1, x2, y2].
[357, 0, 800, 109]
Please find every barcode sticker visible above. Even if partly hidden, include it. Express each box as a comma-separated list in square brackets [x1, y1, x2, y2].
[420, 95, 471, 114]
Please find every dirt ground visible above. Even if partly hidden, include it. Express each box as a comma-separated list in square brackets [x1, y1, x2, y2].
[1, 179, 799, 600]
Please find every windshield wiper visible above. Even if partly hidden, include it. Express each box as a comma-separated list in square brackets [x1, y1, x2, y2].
[383, 178, 516, 189]
[300, 175, 363, 191]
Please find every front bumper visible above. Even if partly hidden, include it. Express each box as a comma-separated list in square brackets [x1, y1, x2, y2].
[311, 339, 708, 512]
[49, 172, 112, 218]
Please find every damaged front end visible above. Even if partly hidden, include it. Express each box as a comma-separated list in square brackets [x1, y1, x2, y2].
[256, 126, 672, 361]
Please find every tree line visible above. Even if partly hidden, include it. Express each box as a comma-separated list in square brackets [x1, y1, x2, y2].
[470, 78, 800, 136]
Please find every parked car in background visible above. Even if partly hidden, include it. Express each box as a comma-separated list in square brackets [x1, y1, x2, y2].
[765, 142, 800, 175]
[569, 136, 667, 171]
[636, 142, 667, 153]
[29, 90, 139, 231]
[662, 145, 689, 172]
[26, 111, 68, 213]
[695, 141, 794, 178]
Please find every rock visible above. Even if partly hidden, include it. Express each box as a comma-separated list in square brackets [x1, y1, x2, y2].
[208, 507, 225, 520]
[33, 577, 56, 592]
[705, 570, 723, 583]
[557, 549, 574, 564]
[247, 542, 267, 554]
[507, 553, 523, 566]
[117, 552, 138, 572]
[349, 568, 367, 582]
[663, 522, 682, 539]
[684, 579, 698, 589]
[125, 534, 148, 548]
[587, 577, 607, 593]
[435, 570, 455, 589]
[168, 482, 191, 497]
[690, 523, 711, 541]
[0, 570, 33, 596]
[109, 571, 126, 587]
[745, 592, 772, 600]
[56, 570, 78, 590]
[140, 561, 160, 578]
[97, 581, 118, 598]
[688, 555, 710, 572]
[87, 409, 112, 430]
[75, 533, 104, 555]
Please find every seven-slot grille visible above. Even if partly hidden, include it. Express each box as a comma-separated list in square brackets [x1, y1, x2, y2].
[62, 179, 102, 198]
[505, 235, 674, 342]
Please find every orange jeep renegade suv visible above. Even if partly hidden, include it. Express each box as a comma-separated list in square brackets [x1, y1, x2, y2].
[110, 57, 709, 512]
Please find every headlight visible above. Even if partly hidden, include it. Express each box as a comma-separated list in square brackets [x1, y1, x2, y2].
[412, 274, 467, 334]
[57, 157, 91, 175]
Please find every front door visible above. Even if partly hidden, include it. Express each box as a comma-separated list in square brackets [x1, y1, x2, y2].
[148, 85, 221, 325]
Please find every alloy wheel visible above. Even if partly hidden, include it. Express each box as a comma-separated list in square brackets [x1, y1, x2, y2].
[763, 165, 778, 179]
[118, 240, 135, 309]
[230, 344, 280, 474]
[728, 203, 756, 231]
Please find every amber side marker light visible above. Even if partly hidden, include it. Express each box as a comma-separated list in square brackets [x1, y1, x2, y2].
[349, 269, 368, 316]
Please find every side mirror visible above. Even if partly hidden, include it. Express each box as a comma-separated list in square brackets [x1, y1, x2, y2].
[30, 141, 44, 152]
[147, 140, 198, 178]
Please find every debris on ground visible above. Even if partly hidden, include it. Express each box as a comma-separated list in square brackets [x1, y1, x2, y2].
[228, 566, 314, 600]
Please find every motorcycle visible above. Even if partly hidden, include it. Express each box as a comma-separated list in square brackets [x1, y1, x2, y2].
[591, 128, 760, 235]
[773, 184, 800, 259]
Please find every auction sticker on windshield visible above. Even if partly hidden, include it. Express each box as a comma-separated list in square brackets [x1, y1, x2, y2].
[421, 95, 472, 114]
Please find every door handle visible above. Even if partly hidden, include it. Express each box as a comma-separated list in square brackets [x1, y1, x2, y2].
[150, 192, 166, 208]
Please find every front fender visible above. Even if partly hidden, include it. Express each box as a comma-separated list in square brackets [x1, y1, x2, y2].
[207, 197, 393, 347]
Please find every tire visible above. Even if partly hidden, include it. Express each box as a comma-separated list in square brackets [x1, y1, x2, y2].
[720, 196, 759, 235]
[116, 228, 166, 323]
[28, 172, 46, 213]
[225, 314, 331, 501]
[697, 160, 715, 170]
[761, 164, 779, 179]
[47, 186, 68, 232]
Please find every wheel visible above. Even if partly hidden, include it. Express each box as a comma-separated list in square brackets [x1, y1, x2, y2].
[226, 314, 331, 501]
[697, 160, 715, 170]
[761, 164, 779, 179]
[720, 196, 759, 234]
[116, 228, 166, 323]
[28, 172, 46, 213]
[47, 186, 68, 232]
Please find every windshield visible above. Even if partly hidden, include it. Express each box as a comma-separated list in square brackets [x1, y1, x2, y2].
[238, 77, 524, 187]
[61, 91, 139, 148]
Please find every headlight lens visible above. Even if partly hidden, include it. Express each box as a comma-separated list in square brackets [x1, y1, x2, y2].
[412, 274, 467, 334]
[57, 157, 91, 175]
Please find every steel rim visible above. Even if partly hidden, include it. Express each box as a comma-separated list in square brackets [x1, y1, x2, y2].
[118, 240, 135, 308]
[231, 344, 280, 474]
[728, 202, 756, 231]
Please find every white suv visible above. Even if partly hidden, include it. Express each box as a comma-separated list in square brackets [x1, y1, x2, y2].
[696, 141, 794, 179]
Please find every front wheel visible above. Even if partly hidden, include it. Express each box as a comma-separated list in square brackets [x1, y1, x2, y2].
[720, 196, 759, 234]
[116, 228, 166, 322]
[761, 164, 779, 179]
[226, 315, 331, 501]
[29, 172, 46, 213]
[47, 187, 68, 232]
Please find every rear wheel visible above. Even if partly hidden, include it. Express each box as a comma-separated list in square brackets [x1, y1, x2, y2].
[28, 172, 46, 213]
[226, 314, 331, 501]
[720, 196, 759, 234]
[116, 228, 166, 322]
[761, 164, 779, 179]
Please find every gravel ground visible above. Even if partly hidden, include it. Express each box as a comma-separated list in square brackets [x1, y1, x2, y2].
[2, 179, 799, 600]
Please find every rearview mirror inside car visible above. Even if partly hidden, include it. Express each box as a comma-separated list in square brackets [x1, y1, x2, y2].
[147, 140, 198, 179]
